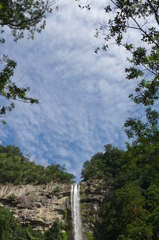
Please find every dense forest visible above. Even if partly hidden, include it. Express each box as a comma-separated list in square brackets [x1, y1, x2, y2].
[81, 144, 159, 239]
[0, 145, 75, 185]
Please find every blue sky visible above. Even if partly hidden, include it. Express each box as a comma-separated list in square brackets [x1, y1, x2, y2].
[0, 0, 141, 182]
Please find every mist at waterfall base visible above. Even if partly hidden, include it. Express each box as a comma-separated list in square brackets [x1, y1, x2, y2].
[71, 184, 83, 240]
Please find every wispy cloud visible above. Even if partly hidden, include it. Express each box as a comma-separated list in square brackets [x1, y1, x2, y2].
[0, 0, 141, 182]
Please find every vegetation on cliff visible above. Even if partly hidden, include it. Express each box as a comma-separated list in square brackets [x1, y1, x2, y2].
[0, 145, 75, 185]
[81, 143, 159, 239]
[0, 205, 65, 240]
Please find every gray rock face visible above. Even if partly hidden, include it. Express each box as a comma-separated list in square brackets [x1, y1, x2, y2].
[0, 180, 113, 238]
[0, 182, 70, 232]
[80, 180, 113, 239]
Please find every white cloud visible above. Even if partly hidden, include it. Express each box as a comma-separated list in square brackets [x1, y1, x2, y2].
[0, 0, 143, 182]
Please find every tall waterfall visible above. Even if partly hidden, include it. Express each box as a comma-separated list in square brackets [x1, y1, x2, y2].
[71, 184, 83, 240]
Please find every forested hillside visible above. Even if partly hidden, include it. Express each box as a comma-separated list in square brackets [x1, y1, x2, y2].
[81, 144, 159, 239]
[0, 145, 75, 185]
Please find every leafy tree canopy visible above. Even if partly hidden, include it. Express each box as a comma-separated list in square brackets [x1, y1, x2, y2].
[0, 0, 57, 41]
[0, 145, 75, 184]
[82, 144, 159, 239]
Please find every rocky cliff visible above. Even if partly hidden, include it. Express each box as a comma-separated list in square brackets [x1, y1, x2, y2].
[0, 182, 70, 233]
[80, 180, 113, 239]
[0, 180, 113, 239]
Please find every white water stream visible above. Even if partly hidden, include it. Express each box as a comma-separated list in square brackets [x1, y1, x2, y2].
[71, 184, 83, 240]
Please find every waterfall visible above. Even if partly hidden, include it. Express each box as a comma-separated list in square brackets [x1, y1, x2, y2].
[71, 184, 83, 240]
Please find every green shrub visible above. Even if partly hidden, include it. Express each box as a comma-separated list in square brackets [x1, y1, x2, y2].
[87, 231, 94, 240]
[44, 219, 65, 240]
[8, 194, 17, 200]
[53, 186, 61, 192]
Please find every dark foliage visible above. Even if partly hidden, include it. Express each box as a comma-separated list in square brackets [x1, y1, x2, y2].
[44, 219, 65, 240]
[0, 145, 75, 185]
[82, 144, 159, 239]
